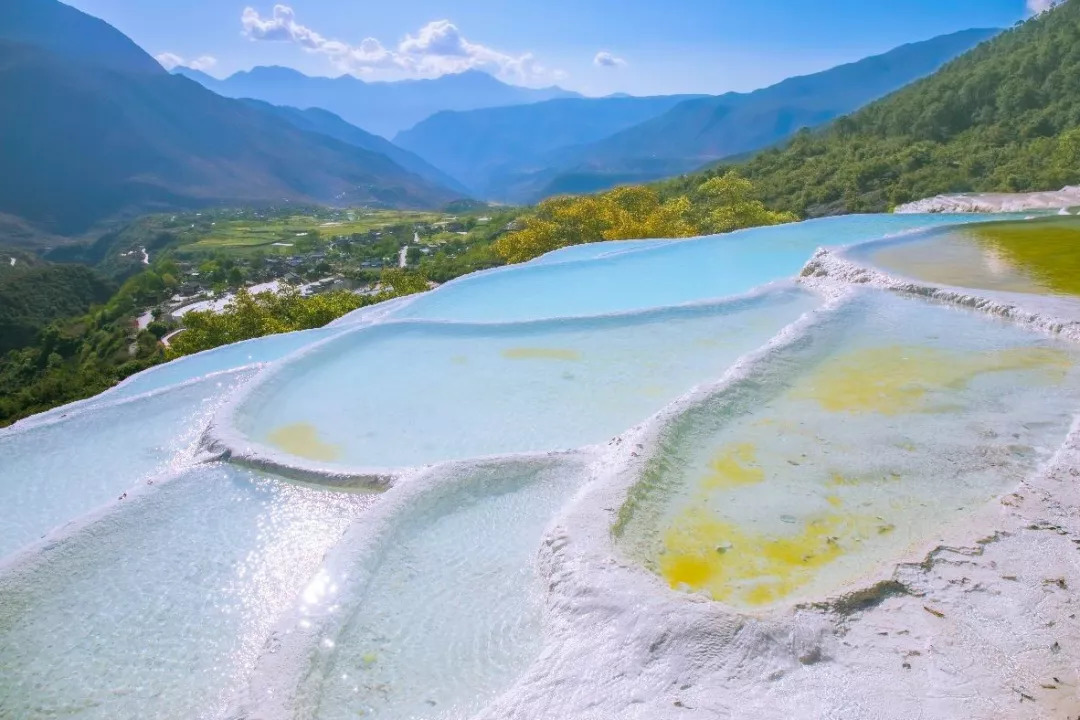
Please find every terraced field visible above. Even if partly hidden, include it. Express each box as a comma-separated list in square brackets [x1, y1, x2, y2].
[178, 211, 447, 255]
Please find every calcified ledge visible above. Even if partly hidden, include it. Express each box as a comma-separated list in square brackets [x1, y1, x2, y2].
[895, 185, 1080, 213]
[225, 295, 847, 719]
[201, 286, 807, 489]
[464, 287, 1080, 719]
[802, 245, 1080, 340]
[225, 281, 1080, 719]
[227, 454, 592, 720]
[488, 419, 1080, 719]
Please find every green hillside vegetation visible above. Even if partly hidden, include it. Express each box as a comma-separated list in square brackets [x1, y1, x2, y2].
[166, 269, 428, 358]
[0, 170, 793, 425]
[0, 247, 44, 275]
[452, 28, 997, 204]
[0, 262, 431, 427]
[0, 264, 115, 353]
[0, 263, 179, 425]
[708, 2, 1080, 216]
[495, 173, 795, 263]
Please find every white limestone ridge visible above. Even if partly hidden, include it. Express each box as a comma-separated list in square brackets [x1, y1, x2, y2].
[896, 185, 1080, 214]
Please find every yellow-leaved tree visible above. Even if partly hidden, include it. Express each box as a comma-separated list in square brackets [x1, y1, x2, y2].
[693, 172, 798, 234]
[597, 186, 695, 240]
[494, 172, 796, 263]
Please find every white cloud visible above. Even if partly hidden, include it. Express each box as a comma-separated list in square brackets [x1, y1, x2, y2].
[593, 51, 626, 68]
[156, 52, 218, 72]
[241, 5, 328, 49]
[1027, 0, 1059, 13]
[189, 56, 219, 71]
[240, 6, 560, 83]
[155, 52, 184, 71]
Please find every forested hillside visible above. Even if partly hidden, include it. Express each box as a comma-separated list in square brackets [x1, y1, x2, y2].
[531, 28, 997, 202]
[0, 265, 114, 353]
[705, 1, 1080, 216]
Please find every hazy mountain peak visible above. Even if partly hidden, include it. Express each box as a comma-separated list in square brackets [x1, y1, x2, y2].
[180, 64, 580, 137]
[6, 0, 164, 75]
[232, 65, 313, 82]
[172, 66, 217, 84]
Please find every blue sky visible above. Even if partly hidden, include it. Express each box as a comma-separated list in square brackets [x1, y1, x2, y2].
[66, 0, 1038, 96]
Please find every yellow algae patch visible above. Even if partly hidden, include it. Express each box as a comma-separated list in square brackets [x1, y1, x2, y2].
[991, 346, 1072, 383]
[267, 422, 342, 462]
[826, 472, 861, 487]
[870, 218, 1080, 296]
[826, 471, 901, 487]
[792, 345, 1072, 414]
[639, 384, 668, 397]
[752, 417, 802, 433]
[449, 355, 469, 365]
[500, 347, 582, 361]
[970, 218, 1080, 296]
[872, 237, 1037, 295]
[659, 507, 876, 607]
[701, 443, 764, 490]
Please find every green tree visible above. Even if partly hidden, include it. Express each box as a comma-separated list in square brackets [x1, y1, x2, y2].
[494, 173, 792, 263]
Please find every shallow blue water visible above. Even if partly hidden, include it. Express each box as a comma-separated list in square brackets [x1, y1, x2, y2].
[233, 290, 818, 469]
[0, 464, 372, 720]
[392, 215, 1000, 323]
[0, 372, 251, 558]
[526, 238, 673, 265]
[1, 211, 1050, 720]
[107, 326, 340, 400]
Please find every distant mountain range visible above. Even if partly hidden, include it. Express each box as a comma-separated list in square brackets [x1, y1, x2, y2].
[240, 100, 470, 195]
[394, 95, 705, 198]
[396, 28, 999, 202]
[176, 66, 581, 139]
[0, 0, 464, 243]
[0, 0, 1007, 245]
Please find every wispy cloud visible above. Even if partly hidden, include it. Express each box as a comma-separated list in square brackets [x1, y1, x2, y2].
[593, 51, 626, 68]
[240, 5, 560, 83]
[1027, 0, 1059, 13]
[155, 52, 218, 72]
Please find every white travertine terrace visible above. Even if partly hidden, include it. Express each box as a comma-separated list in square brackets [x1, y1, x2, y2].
[3, 215, 1080, 720]
[896, 185, 1080, 214]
